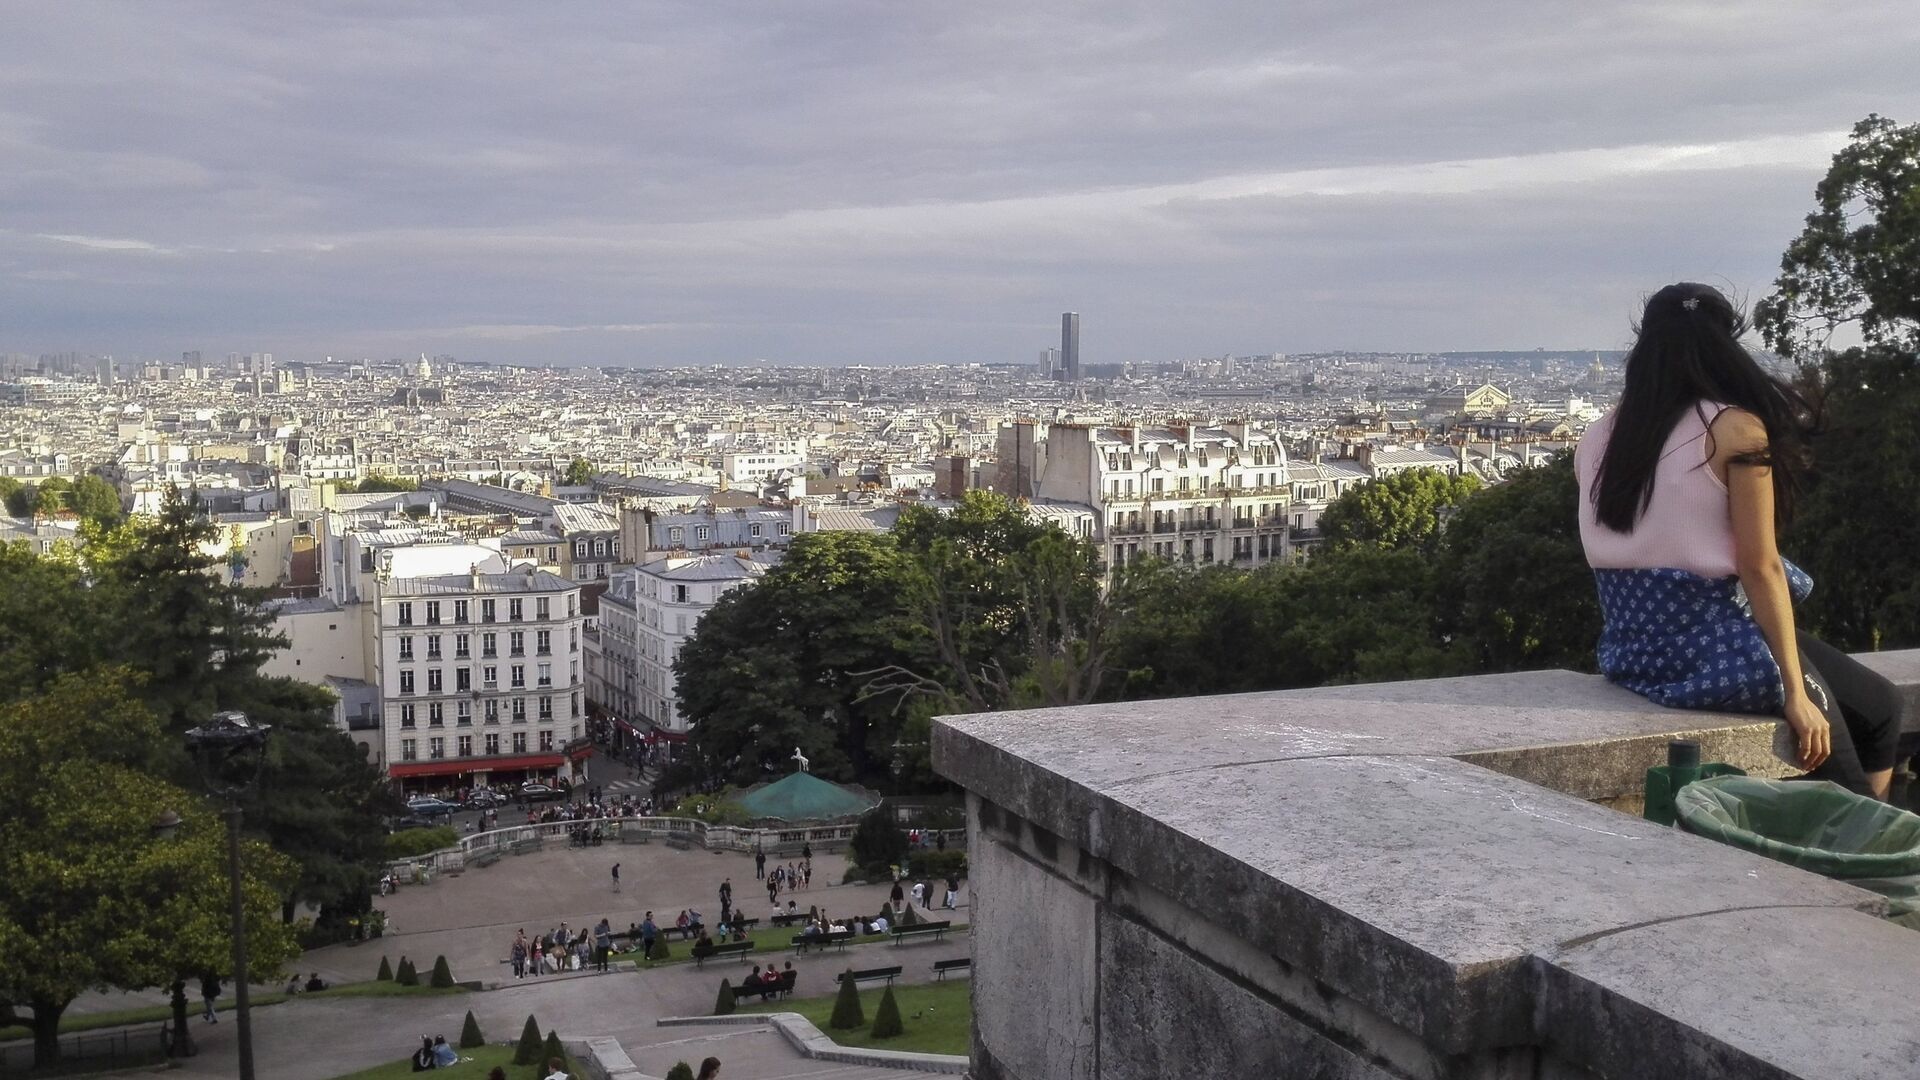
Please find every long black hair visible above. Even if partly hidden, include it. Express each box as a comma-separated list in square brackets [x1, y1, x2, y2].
[1591, 283, 1816, 533]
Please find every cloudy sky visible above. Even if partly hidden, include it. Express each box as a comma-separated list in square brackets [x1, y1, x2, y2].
[2, 2, 1915, 366]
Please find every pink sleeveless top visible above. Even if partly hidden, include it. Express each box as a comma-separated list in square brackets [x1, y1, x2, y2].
[1574, 402, 1738, 579]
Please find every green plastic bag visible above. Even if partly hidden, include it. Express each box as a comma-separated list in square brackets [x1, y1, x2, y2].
[1675, 776, 1920, 928]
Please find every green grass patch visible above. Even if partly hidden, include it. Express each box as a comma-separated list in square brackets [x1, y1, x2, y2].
[324, 1043, 579, 1080]
[0, 982, 466, 1041]
[624, 926, 969, 973]
[740, 978, 971, 1057]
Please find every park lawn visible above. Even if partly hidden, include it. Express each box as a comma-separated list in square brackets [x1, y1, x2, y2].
[741, 978, 972, 1057]
[326, 1043, 579, 1080]
[627, 926, 969, 972]
[0, 982, 466, 1041]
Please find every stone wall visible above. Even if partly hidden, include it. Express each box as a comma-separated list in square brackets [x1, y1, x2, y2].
[934, 656, 1920, 1080]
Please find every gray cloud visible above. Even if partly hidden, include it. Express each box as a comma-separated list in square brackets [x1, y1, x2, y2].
[1, 1, 1916, 364]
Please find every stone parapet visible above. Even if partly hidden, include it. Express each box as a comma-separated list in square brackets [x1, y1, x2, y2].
[933, 653, 1920, 1080]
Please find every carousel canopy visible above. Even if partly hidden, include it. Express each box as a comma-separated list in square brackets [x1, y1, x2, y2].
[735, 771, 881, 823]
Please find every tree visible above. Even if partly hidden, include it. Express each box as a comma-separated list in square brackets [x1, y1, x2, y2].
[713, 978, 737, 1015]
[0, 477, 21, 516]
[870, 985, 904, 1039]
[459, 1010, 485, 1048]
[666, 1063, 696, 1080]
[542, 1030, 566, 1068]
[828, 972, 865, 1029]
[3, 479, 42, 518]
[848, 809, 908, 871]
[513, 1016, 544, 1065]
[430, 955, 455, 989]
[67, 474, 123, 527]
[563, 457, 595, 486]
[1435, 453, 1601, 673]
[336, 474, 417, 494]
[1755, 115, 1920, 363]
[377, 956, 393, 982]
[1317, 468, 1481, 553]
[0, 673, 299, 1067]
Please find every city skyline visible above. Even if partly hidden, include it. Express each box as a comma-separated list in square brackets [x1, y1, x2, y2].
[2, 3, 1916, 365]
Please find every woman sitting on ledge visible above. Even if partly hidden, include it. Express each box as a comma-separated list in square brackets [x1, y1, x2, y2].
[1575, 283, 1903, 798]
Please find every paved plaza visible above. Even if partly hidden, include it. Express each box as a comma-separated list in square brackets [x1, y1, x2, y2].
[52, 842, 971, 1079]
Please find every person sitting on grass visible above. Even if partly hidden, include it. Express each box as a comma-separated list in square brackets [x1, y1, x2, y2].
[411, 1036, 436, 1071]
[304, 973, 327, 993]
[871, 912, 889, 935]
[432, 1035, 457, 1067]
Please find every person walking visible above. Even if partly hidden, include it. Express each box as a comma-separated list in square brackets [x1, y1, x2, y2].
[594, 918, 612, 972]
[944, 875, 959, 909]
[511, 931, 528, 979]
[641, 911, 658, 961]
[611, 862, 621, 893]
[754, 848, 765, 880]
[199, 974, 221, 1023]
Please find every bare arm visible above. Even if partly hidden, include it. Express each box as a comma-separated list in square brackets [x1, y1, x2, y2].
[1712, 408, 1828, 767]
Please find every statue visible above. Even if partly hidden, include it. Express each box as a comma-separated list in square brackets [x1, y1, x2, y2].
[792, 747, 810, 773]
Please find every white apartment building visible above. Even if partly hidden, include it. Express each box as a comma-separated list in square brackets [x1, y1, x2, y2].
[722, 450, 806, 485]
[595, 554, 770, 750]
[1037, 422, 1294, 570]
[378, 566, 587, 793]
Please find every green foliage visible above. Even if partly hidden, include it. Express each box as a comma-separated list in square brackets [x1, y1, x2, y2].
[849, 810, 908, 871]
[385, 826, 459, 859]
[563, 457, 595, 486]
[376, 956, 393, 982]
[396, 957, 417, 986]
[541, 1029, 565, 1068]
[913, 849, 968, 880]
[870, 985, 904, 1039]
[828, 972, 865, 1030]
[430, 955, 455, 989]
[1757, 115, 1920, 364]
[713, 978, 737, 1015]
[647, 937, 671, 962]
[335, 474, 417, 494]
[459, 1009, 485, 1048]
[1318, 467, 1481, 553]
[1434, 453, 1600, 672]
[666, 1063, 696, 1080]
[68, 474, 124, 527]
[513, 1016, 543, 1065]
[0, 673, 300, 1067]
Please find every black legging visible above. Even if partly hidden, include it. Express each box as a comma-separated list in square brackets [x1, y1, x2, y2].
[1795, 632, 1904, 796]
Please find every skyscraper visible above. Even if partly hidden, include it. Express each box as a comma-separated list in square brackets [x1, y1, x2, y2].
[1061, 312, 1080, 383]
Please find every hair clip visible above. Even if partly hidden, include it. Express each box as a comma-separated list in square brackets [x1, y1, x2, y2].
[1681, 298, 1700, 311]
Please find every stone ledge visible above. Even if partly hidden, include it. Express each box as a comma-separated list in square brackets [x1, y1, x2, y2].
[656, 1014, 971, 1074]
[565, 1035, 664, 1080]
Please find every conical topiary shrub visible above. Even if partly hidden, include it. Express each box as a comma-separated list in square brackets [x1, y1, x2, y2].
[513, 1016, 543, 1065]
[870, 985, 904, 1039]
[541, 1030, 565, 1070]
[665, 1064, 694, 1080]
[459, 1010, 485, 1049]
[430, 955, 455, 989]
[647, 937, 671, 962]
[828, 972, 864, 1030]
[396, 957, 418, 986]
[713, 979, 737, 1016]
[376, 956, 393, 981]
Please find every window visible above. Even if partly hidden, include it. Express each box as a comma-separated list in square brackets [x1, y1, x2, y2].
[749, 523, 762, 538]
[484, 732, 499, 755]
[512, 731, 527, 753]
[456, 667, 471, 691]
[574, 564, 590, 581]
[483, 665, 498, 690]
[546, 546, 558, 563]
[429, 737, 445, 759]
[575, 540, 589, 559]
[484, 699, 499, 724]
[778, 522, 791, 536]
[426, 635, 442, 660]
[455, 633, 470, 659]
[401, 738, 417, 761]
[426, 669, 442, 693]
[425, 601, 441, 625]
[676, 614, 687, 635]
[509, 598, 523, 621]
[537, 597, 550, 620]
[539, 695, 553, 720]
[538, 662, 552, 688]
[570, 627, 579, 653]
[536, 630, 552, 655]
[482, 632, 497, 658]
[456, 700, 471, 725]
[429, 701, 444, 726]
[397, 635, 414, 661]
[672, 584, 688, 603]
[481, 598, 496, 623]
[669, 526, 684, 546]
[510, 631, 525, 657]
[512, 698, 527, 723]
[399, 670, 415, 695]
[400, 703, 416, 728]
[457, 735, 472, 757]
[511, 664, 525, 689]
[572, 690, 581, 718]
[539, 729, 555, 751]
[567, 594, 577, 617]
[396, 601, 413, 626]
[569, 659, 578, 683]
[695, 525, 710, 542]
[454, 599, 469, 623]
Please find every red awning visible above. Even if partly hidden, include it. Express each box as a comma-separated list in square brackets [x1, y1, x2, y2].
[389, 753, 564, 778]
[568, 744, 596, 762]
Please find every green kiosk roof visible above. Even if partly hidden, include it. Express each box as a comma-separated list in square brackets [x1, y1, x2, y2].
[735, 771, 881, 823]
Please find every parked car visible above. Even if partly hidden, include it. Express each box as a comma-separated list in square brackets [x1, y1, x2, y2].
[519, 783, 564, 803]
[464, 790, 506, 810]
[387, 814, 438, 832]
[405, 796, 460, 817]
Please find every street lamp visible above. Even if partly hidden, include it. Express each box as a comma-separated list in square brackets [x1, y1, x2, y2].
[184, 710, 272, 1080]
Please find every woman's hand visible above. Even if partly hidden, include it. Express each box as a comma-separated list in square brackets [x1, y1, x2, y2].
[1785, 693, 1831, 771]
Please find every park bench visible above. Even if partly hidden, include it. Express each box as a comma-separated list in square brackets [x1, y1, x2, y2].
[508, 837, 543, 856]
[691, 941, 754, 968]
[659, 925, 699, 942]
[836, 965, 903, 987]
[891, 920, 952, 946]
[619, 829, 652, 845]
[932, 957, 972, 980]
[664, 835, 693, 851]
[770, 913, 807, 928]
[726, 917, 760, 934]
[468, 847, 503, 868]
[791, 929, 855, 954]
[568, 830, 604, 848]
[725, 970, 797, 1003]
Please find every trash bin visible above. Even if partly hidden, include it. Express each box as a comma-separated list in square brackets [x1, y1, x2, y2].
[1675, 776, 1920, 929]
